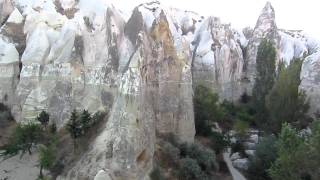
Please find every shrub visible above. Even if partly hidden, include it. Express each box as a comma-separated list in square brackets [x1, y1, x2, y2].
[180, 143, 217, 172]
[248, 135, 277, 180]
[79, 110, 91, 133]
[1, 122, 43, 156]
[269, 123, 320, 180]
[234, 120, 249, 139]
[269, 124, 305, 180]
[161, 141, 180, 165]
[179, 158, 208, 180]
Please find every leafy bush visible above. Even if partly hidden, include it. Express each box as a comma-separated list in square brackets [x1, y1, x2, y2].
[269, 123, 305, 180]
[179, 158, 208, 180]
[269, 123, 320, 180]
[248, 135, 277, 180]
[161, 141, 180, 165]
[1, 122, 43, 156]
[180, 143, 217, 172]
[234, 120, 249, 139]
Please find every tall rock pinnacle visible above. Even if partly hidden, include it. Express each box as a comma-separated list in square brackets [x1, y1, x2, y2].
[243, 1, 279, 93]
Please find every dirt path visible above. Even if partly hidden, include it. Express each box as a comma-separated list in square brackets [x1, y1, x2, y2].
[223, 148, 247, 180]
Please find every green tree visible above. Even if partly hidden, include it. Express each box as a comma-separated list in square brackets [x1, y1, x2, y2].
[1, 123, 43, 156]
[66, 109, 81, 150]
[79, 109, 91, 134]
[38, 142, 57, 179]
[194, 85, 224, 136]
[269, 123, 306, 180]
[266, 59, 310, 133]
[248, 135, 277, 180]
[36, 111, 50, 129]
[252, 39, 276, 127]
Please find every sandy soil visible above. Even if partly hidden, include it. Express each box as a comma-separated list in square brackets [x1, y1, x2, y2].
[0, 152, 39, 180]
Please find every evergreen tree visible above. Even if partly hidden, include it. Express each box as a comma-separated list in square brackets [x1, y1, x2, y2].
[36, 111, 50, 129]
[66, 109, 81, 150]
[79, 110, 91, 134]
[193, 85, 224, 136]
[269, 124, 310, 180]
[266, 59, 310, 133]
[252, 39, 276, 127]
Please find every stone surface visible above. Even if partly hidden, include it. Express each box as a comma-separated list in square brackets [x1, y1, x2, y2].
[232, 158, 249, 171]
[192, 16, 245, 101]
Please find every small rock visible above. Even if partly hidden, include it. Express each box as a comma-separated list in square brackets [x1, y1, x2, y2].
[249, 134, 259, 144]
[245, 150, 255, 157]
[230, 152, 241, 161]
[94, 170, 113, 180]
[232, 158, 249, 171]
[244, 142, 256, 150]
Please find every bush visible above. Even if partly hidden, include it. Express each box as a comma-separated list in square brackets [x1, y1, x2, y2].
[248, 135, 277, 180]
[269, 123, 320, 180]
[1, 122, 43, 156]
[179, 158, 208, 180]
[269, 123, 305, 180]
[208, 131, 230, 154]
[161, 141, 180, 165]
[234, 120, 249, 139]
[150, 166, 165, 180]
[180, 143, 217, 172]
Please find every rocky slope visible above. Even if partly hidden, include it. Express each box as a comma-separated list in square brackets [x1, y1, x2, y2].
[0, 0, 320, 179]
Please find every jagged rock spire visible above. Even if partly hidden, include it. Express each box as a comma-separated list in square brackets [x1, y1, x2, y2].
[254, 1, 277, 32]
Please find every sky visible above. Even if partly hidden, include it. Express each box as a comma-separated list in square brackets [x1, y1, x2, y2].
[109, 0, 320, 40]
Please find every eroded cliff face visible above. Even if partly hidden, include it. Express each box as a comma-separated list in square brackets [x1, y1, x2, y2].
[192, 16, 245, 101]
[1, 0, 320, 179]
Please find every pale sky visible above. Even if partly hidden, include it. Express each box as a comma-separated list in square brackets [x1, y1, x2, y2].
[110, 0, 320, 40]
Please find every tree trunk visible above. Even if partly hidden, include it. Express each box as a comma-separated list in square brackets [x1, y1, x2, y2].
[28, 146, 32, 155]
[39, 165, 43, 179]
